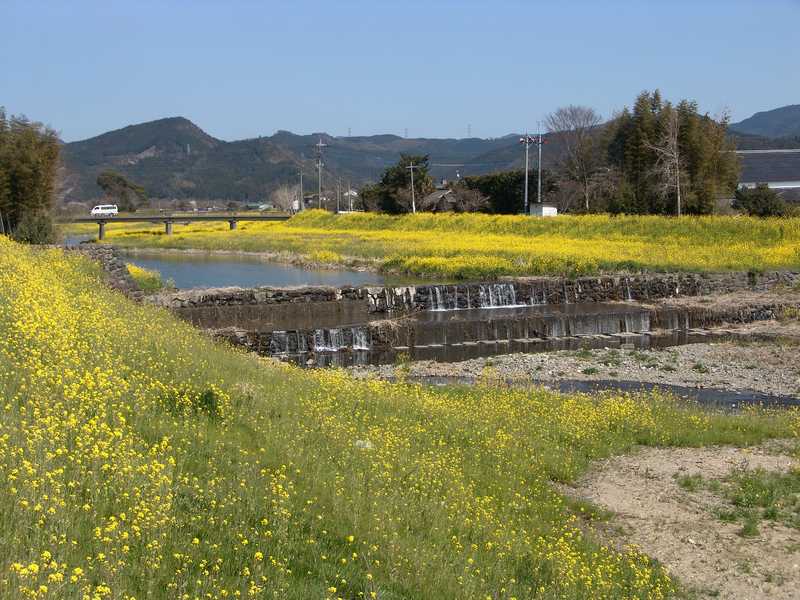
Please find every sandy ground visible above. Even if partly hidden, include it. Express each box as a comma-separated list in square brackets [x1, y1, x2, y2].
[350, 320, 800, 398]
[564, 444, 800, 599]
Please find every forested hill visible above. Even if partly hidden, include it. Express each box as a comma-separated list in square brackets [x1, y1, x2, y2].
[60, 105, 800, 203]
[59, 118, 526, 203]
[59, 118, 304, 203]
[730, 105, 800, 138]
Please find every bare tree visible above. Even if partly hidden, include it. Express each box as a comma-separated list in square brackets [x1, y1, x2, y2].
[271, 184, 300, 213]
[645, 105, 683, 216]
[545, 105, 603, 211]
[450, 185, 488, 212]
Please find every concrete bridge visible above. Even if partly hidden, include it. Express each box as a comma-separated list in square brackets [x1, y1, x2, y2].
[65, 213, 291, 240]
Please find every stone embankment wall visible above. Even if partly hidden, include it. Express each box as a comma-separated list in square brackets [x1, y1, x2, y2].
[150, 271, 800, 330]
[65, 245, 143, 300]
[212, 296, 800, 359]
[148, 286, 370, 330]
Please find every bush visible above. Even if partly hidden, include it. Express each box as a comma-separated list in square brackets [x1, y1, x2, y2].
[733, 184, 787, 217]
[11, 211, 56, 244]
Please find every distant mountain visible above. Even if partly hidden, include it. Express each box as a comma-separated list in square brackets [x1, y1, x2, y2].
[60, 117, 303, 203]
[730, 105, 800, 139]
[59, 117, 527, 203]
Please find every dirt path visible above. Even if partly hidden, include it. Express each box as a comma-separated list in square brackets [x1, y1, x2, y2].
[566, 444, 800, 599]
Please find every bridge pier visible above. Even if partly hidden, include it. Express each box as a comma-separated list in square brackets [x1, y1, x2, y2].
[228, 220, 238, 230]
[165, 221, 173, 235]
[98, 221, 106, 240]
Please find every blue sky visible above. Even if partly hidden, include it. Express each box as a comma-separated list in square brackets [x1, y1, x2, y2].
[3, 0, 798, 142]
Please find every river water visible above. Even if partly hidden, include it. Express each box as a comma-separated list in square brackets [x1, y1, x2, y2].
[64, 236, 409, 288]
[125, 252, 398, 288]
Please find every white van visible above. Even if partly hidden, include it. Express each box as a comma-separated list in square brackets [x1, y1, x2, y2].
[90, 204, 118, 216]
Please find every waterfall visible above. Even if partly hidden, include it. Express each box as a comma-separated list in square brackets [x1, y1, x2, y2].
[529, 283, 547, 305]
[296, 331, 308, 353]
[270, 330, 288, 354]
[476, 283, 521, 308]
[432, 286, 446, 311]
[351, 327, 370, 350]
[623, 277, 633, 301]
[314, 328, 345, 351]
[562, 281, 571, 304]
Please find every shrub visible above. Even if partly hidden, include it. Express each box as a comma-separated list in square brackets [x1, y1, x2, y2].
[733, 184, 787, 217]
[11, 211, 56, 244]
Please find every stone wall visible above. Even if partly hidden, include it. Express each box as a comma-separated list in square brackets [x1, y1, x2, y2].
[150, 271, 800, 325]
[149, 286, 370, 329]
[66, 245, 143, 300]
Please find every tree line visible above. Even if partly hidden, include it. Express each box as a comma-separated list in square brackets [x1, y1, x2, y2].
[0, 108, 60, 242]
[361, 90, 790, 217]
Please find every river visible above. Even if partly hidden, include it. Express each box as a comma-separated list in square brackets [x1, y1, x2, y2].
[64, 236, 413, 288]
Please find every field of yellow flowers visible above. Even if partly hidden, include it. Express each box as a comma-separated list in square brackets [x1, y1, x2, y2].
[68, 210, 800, 279]
[1, 236, 798, 599]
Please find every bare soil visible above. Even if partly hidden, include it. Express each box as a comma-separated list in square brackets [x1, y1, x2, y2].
[565, 444, 800, 599]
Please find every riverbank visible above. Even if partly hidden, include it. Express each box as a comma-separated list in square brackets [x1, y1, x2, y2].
[349, 319, 800, 399]
[4, 236, 799, 598]
[61, 211, 800, 279]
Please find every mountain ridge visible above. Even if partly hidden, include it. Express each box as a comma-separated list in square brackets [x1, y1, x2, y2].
[59, 119, 527, 203]
[729, 104, 800, 139]
[60, 104, 800, 204]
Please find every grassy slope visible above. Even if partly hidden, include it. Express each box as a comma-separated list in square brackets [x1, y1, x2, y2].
[1, 238, 798, 598]
[66, 211, 800, 279]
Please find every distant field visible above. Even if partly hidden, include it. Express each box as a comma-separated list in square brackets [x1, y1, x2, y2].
[3, 237, 798, 598]
[65, 211, 800, 279]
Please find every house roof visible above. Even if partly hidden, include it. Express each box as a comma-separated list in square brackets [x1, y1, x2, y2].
[420, 189, 455, 209]
[737, 149, 800, 186]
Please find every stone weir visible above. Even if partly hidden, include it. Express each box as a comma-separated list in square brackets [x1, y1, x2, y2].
[211, 296, 800, 367]
[145, 269, 800, 367]
[149, 270, 800, 330]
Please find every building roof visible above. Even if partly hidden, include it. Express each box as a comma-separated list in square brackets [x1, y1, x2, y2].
[737, 149, 800, 187]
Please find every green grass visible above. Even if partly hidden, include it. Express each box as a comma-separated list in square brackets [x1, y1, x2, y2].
[677, 466, 800, 535]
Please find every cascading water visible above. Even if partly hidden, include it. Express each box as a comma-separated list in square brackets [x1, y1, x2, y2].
[314, 328, 345, 351]
[296, 331, 308, 353]
[477, 283, 521, 308]
[528, 283, 547, 306]
[623, 277, 633, 301]
[270, 330, 288, 354]
[351, 327, 370, 350]
[433, 286, 445, 311]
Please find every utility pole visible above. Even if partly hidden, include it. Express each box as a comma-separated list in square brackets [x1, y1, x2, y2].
[297, 167, 306, 211]
[347, 179, 352, 211]
[315, 138, 327, 209]
[676, 140, 681, 217]
[537, 121, 544, 205]
[336, 179, 341, 213]
[519, 133, 535, 214]
[407, 162, 418, 213]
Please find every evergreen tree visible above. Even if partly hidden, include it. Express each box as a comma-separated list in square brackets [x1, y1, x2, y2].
[606, 91, 739, 215]
[0, 109, 60, 240]
[363, 154, 434, 213]
[96, 170, 148, 212]
[733, 184, 786, 217]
